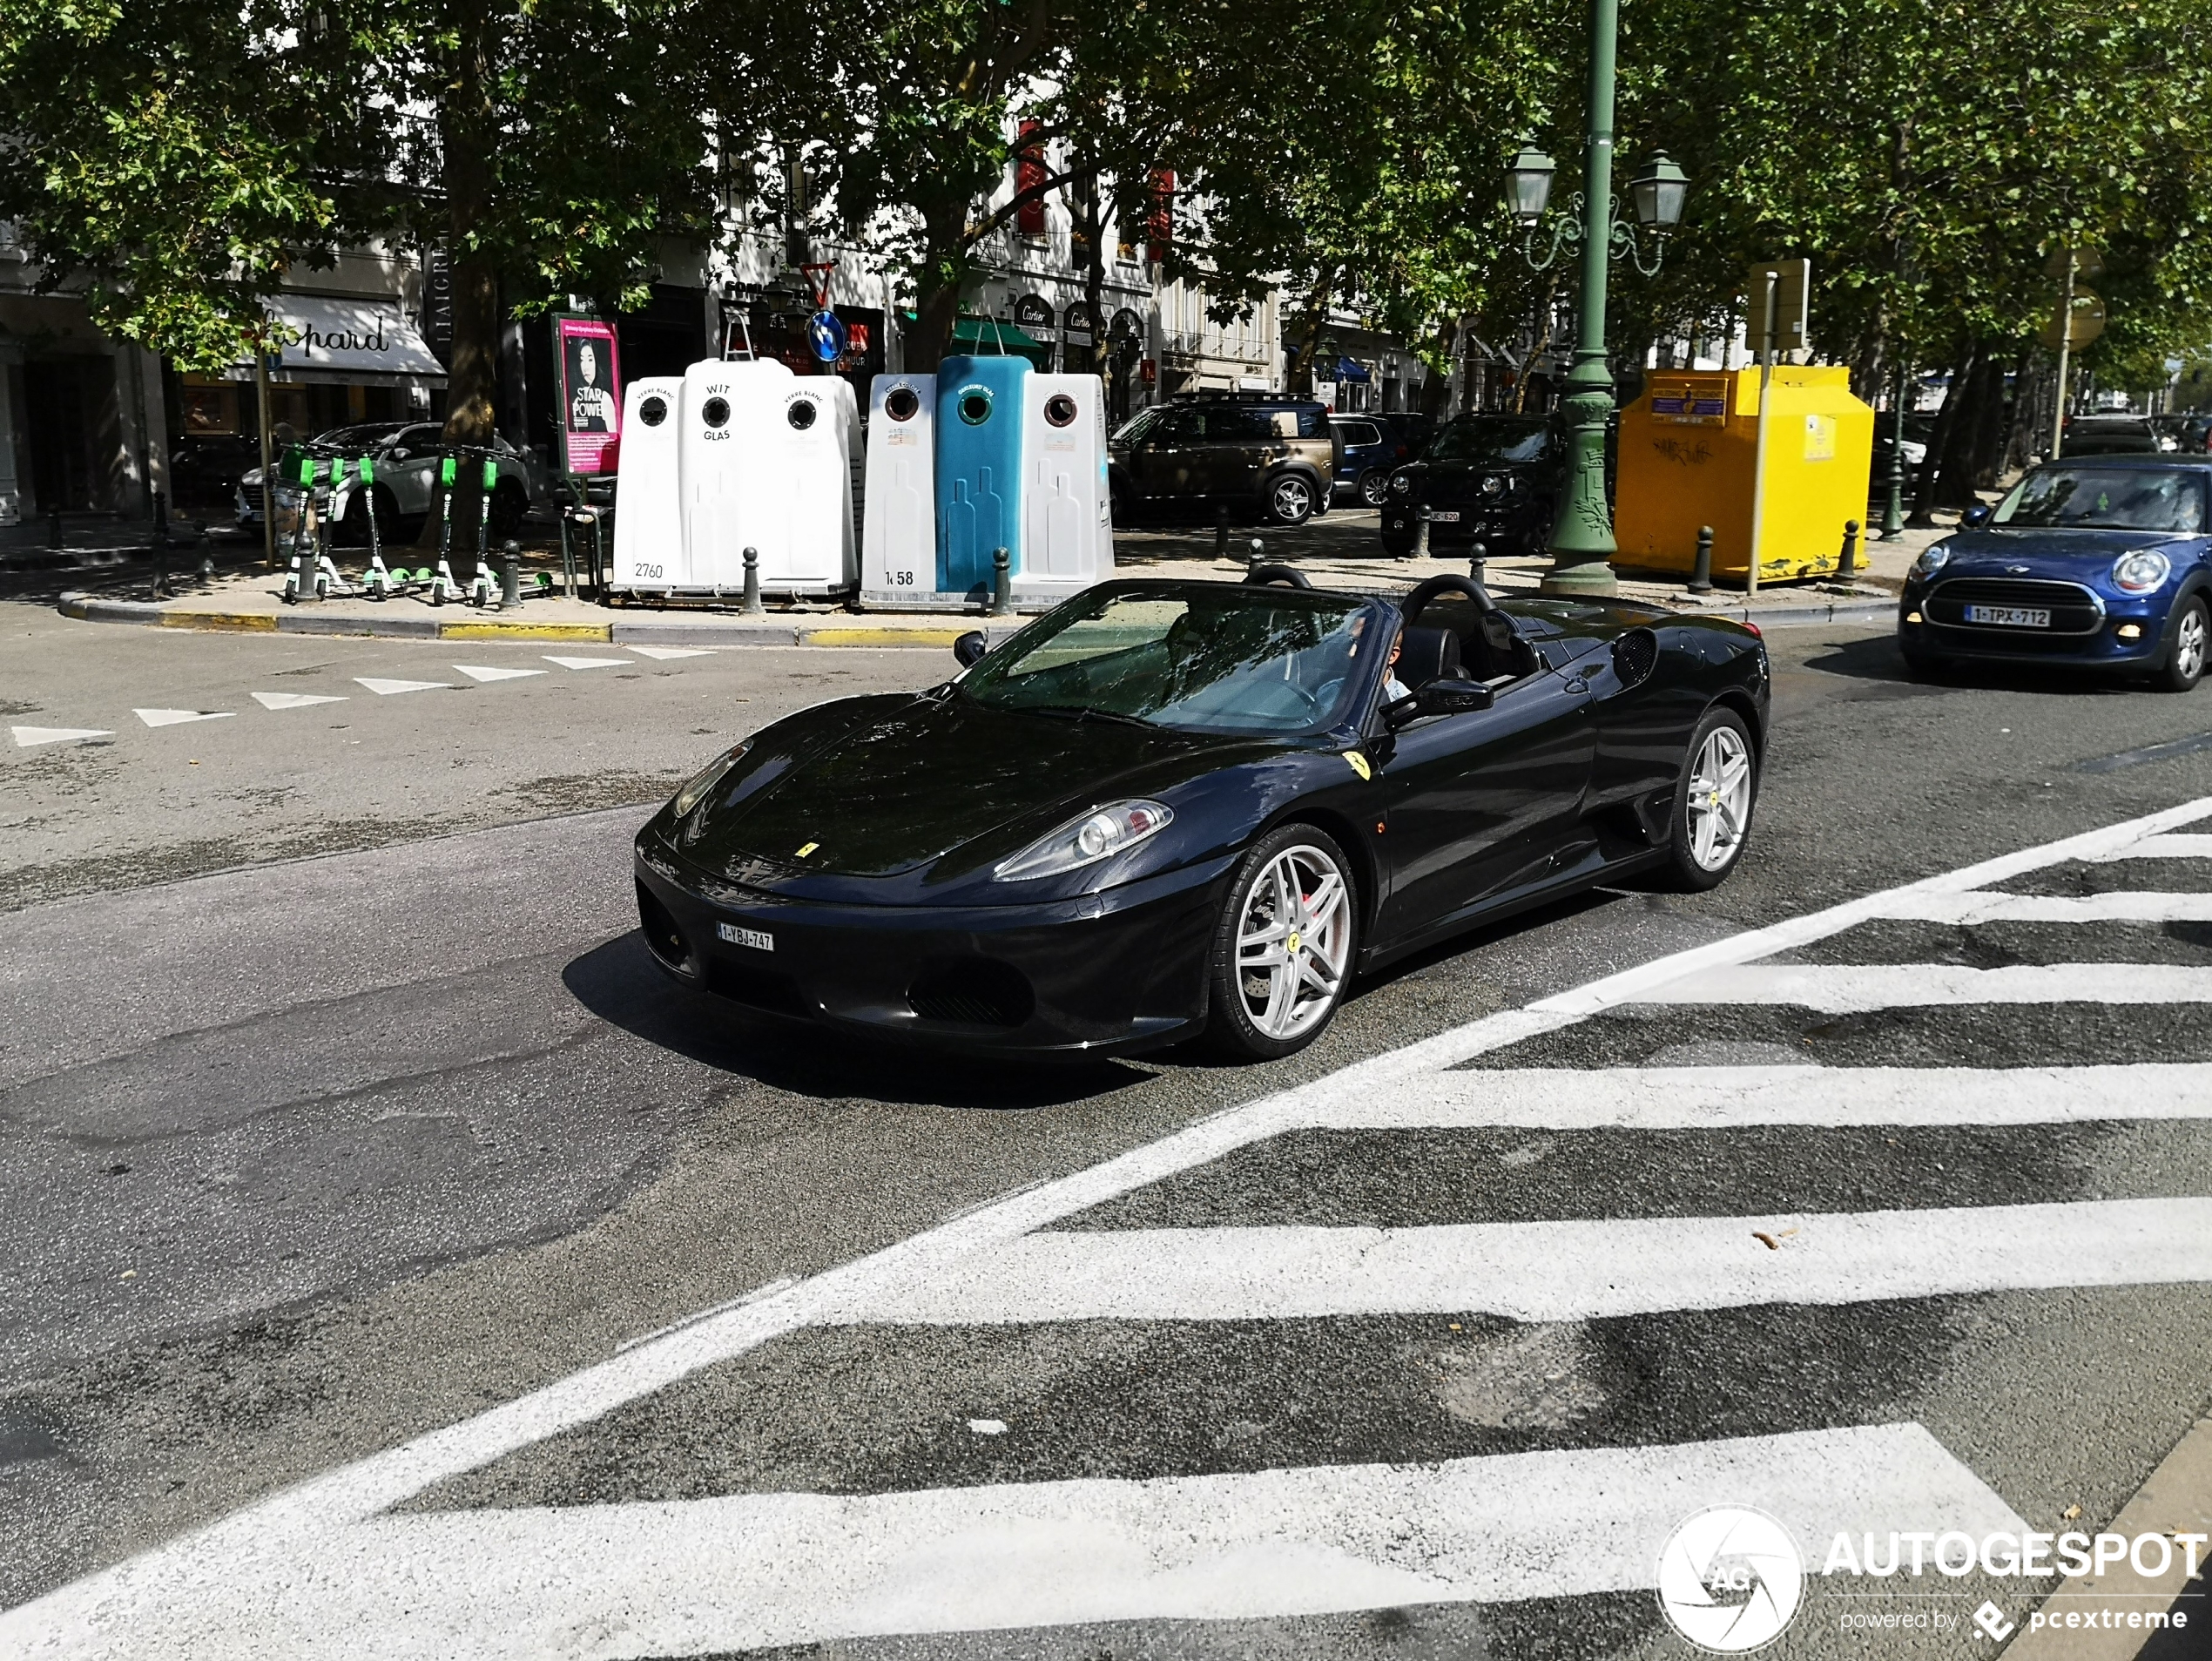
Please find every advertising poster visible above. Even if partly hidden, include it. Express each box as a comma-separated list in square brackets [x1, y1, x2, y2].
[557, 316, 622, 474]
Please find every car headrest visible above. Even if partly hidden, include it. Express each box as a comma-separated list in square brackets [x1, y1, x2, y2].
[1397, 625, 1462, 686]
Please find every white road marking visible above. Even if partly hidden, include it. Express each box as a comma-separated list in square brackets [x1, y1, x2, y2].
[968, 1418, 1008, 1435]
[354, 677, 453, 696]
[625, 645, 714, 660]
[17, 1427, 2013, 1660]
[2091, 833, 2212, 861]
[452, 665, 546, 683]
[1315, 1063, 2212, 1132]
[543, 654, 630, 670]
[837, 1199, 2212, 1327]
[5, 796, 2210, 1656]
[1637, 962, 2212, 1010]
[1875, 889, 2212, 923]
[132, 708, 234, 728]
[249, 692, 347, 711]
[10, 726, 112, 748]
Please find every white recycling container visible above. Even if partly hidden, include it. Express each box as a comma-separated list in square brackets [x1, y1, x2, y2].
[610, 377, 685, 590]
[759, 376, 860, 594]
[680, 357, 792, 592]
[1019, 374, 1114, 597]
[860, 373, 937, 604]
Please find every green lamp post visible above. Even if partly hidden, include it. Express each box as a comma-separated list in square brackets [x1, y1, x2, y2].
[1505, 0, 1687, 597]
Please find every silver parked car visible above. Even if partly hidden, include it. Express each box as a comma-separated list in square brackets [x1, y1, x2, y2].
[238, 422, 542, 542]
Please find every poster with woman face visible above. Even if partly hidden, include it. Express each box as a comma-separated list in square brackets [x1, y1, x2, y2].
[557, 317, 622, 473]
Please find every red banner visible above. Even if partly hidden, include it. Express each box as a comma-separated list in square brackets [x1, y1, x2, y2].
[1016, 120, 1047, 236]
[1147, 168, 1175, 264]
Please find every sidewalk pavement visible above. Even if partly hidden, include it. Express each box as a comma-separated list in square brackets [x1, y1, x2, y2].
[45, 509, 1949, 647]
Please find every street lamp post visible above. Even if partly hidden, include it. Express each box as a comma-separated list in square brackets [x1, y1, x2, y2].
[1503, 0, 1685, 597]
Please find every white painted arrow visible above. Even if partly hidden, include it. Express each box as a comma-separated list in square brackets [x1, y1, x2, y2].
[10, 725, 112, 748]
[625, 645, 714, 660]
[353, 677, 452, 696]
[133, 708, 235, 728]
[452, 665, 545, 682]
[249, 692, 348, 710]
[543, 654, 630, 670]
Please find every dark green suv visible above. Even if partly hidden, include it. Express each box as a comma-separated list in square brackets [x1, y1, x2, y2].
[1109, 396, 1339, 527]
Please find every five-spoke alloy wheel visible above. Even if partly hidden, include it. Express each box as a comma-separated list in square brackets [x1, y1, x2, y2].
[1665, 708, 1758, 890]
[1265, 473, 1317, 526]
[1207, 823, 1358, 1057]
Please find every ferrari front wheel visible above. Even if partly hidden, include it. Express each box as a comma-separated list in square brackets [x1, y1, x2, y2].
[1664, 708, 1757, 891]
[1206, 824, 1358, 1059]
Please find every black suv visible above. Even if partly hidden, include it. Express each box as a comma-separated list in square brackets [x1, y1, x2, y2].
[1380, 413, 1561, 557]
[1109, 395, 1338, 526]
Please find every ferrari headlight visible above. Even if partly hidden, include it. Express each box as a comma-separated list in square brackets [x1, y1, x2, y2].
[1910, 543, 1951, 581]
[672, 742, 750, 817]
[2113, 550, 2172, 595]
[1390, 472, 1411, 495]
[995, 799, 1174, 881]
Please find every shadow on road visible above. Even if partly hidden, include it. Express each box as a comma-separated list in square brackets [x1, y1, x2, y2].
[1802, 631, 2130, 698]
[562, 931, 1153, 1111]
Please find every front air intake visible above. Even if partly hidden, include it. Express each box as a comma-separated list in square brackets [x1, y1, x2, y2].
[637, 881, 692, 972]
[908, 958, 1035, 1028]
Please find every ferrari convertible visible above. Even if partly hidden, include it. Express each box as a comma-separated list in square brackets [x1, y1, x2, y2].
[634, 572, 1770, 1059]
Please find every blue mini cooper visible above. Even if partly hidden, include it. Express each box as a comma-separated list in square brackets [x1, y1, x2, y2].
[1898, 456, 2212, 692]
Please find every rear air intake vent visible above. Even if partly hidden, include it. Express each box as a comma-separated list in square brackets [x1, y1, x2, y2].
[1612, 628, 1658, 688]
[908, 958, 1035, 1028]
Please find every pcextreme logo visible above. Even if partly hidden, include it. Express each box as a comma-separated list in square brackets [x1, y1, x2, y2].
[1656, 1505, 1807, 1652]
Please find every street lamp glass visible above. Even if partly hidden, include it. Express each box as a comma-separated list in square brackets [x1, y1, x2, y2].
[1504, 144, 1555, 226]
[1629, 152, 1689, 230]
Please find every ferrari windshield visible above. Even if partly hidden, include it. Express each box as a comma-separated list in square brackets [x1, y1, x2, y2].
[1993, 466, 2208, 532]
[961, 586, 1382, 734]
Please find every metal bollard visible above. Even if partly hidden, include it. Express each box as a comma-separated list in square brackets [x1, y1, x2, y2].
[45, 505, 62, 550]
[741, 544, 765, 615]
[990, 545, 1012, 616]
[1214, 501, 1231, 561]
[1689, 525, 1715, 596]
[1413, 508, 1431, 561]
[1838, 518, 1860, 579]
[152, 488, 169, 540]
[1468, 538, 1487, 588]
[501, 539, 522, 609]
[1247, 537, 1265, 577]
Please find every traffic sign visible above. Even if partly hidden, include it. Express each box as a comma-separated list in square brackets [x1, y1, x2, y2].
[2040, 289, 2106, 350]
[807, 309, 848, 362]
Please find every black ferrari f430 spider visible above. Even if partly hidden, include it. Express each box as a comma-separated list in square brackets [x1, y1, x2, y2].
[634, 571, 1770, 1059]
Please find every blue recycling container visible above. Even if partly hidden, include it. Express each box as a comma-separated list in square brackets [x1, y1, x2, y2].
[934, 354, 1030, 593]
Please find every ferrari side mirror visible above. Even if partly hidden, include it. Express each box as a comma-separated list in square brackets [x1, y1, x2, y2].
[954, 630, 988, 668]
[1962, 504, 1993, 528]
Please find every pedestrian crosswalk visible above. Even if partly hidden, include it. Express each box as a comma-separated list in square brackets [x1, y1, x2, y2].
[5, 795, 2212, 1658]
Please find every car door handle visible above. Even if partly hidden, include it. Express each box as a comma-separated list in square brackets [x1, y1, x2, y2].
[1563, 672, 1590, 693]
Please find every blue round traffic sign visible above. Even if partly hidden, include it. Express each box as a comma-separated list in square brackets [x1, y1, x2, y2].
[807, 310, 848, 362]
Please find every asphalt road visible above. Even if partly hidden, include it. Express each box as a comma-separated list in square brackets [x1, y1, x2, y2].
[4, 605, 2212, 1658]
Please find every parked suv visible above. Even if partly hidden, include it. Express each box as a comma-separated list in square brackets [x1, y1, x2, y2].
[1109, 395, 1337, 526]
[1379, 413, 1561, 557]
[1332, 412, 1433, 506]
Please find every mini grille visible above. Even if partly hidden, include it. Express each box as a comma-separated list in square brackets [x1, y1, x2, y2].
[1927, 577, 2101, 636]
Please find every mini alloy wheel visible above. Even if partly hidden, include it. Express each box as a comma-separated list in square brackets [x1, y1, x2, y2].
[1666, 710, 1757, 890]
[2155, 595, 2209, 692]
[1208, 825, 1358, 1057]
[1266, 474, 1316, 526]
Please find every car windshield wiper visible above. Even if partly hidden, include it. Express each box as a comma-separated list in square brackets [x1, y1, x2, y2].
[1015, 703, 1163, 730]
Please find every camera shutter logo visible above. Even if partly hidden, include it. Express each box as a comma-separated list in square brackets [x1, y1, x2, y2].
[1656, 1504, 1805, 1652]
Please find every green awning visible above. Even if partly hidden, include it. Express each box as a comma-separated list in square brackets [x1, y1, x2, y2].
[901, 312, 1051, 365]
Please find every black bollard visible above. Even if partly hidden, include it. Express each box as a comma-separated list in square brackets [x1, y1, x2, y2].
[46, 504, 62, 551]
[1689, 524, 1715, 596]
[741, 544, 765, 615]
[1838, 518, 1861, 579]
[1468, 537, 1487, 588]
[1413, 508, 1431, 561]
[1247, 537, 1265, 577]
[501, 539, 522, 609]
[1214, 501, 1231, 561]
[990, 545, 1012, 616]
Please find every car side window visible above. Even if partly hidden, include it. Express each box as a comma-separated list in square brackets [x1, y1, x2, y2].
[1150, 408, 1204, 443]
[1203, 408, 1277, 442]
[1338, 422, 1380, 448]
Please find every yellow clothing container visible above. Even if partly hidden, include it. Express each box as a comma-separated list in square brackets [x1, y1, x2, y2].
[1615, 366, 1876, 584]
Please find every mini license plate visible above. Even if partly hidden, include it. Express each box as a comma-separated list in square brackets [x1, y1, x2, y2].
[716, 922, 774, 952]
[1963, 604, 2051, 628]
[1427, 510, 1460, 523]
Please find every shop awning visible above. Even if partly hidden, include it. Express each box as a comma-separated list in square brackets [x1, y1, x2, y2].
[1333, 355, 1372, 383]
[229, 294, 447, 387]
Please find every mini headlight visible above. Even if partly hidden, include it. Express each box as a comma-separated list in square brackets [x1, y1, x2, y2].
[995, 799, 1174, 881]
[1390, 472, 1411, 495]
[2112, 550, 2172, 595]
[1910, 543, 1951, 581]
[672, 742, 750, 817]
[1480, 474, 1504, 496]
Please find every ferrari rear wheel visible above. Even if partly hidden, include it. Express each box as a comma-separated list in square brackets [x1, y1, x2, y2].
[1664, 708, 1757, 891]
[1207, 824, 1358, 1059]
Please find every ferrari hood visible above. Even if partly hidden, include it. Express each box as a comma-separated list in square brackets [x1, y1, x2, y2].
[685, 692, 1215, 879]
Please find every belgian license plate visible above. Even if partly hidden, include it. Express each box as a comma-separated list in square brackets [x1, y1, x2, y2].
[1964, 604, 2051, 628]
[1427, 510, 1460, 523]
[717, 922, 774, 952]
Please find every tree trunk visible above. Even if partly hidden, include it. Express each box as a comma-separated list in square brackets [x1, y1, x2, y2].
[1907, 338, 1978, 525]
[420, 0, 499, 550]
[1419, 316, 1459, 419]
[1968, 351, 2014, 489]
[904, 193, 970, 374]
[1932, 349, 1997, 508]
[1070, 164, 1109, 378]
